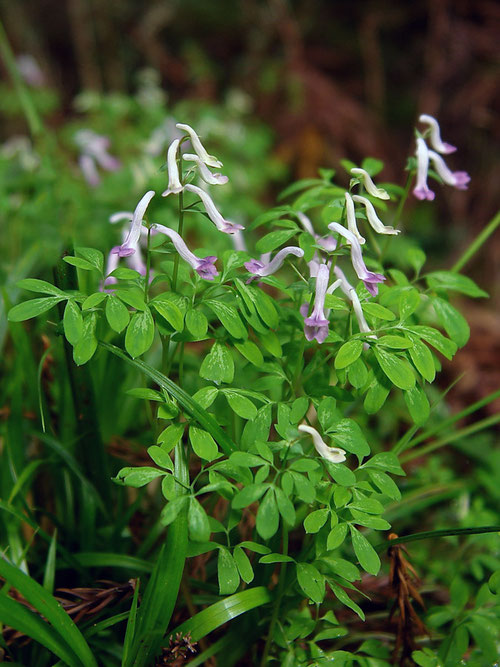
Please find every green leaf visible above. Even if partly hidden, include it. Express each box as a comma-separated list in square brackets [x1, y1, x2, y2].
[296, 563, 325, 604]
[160, 495, 190, 527]
[364, 378, 390, 413]
[232, 483, 269, 509]
[185, 308, 208, 338]
[73, 313, 98, 365]
[116, 288, 147, 311]
[408, 338, 435, 382]
[304, 508, 329, 534]
[377, 335, 412, 349]
[407, 325, 457, 360]
[255, 229, 297, 253]
[218, 547, 240, 595]
[350, 526, 380, 575]
[105, 294, 130, 333]
[368, 471, 401, 500]
[274, 486, 296, 526]
[157, 423, 185, 452]
[109, 267, 141, 280]
[334, 339, 363, 369]
[363, 452, 405, 476]
[399, 288, 420, 320]
[188, 497, 211, 542]
[327, 579, 365, 620]
[189, 426, 219, 461]
[115, 466, 165, 488]
[200, 343, 234, 384]
[260, 330, 282, 357]
[362, 302, 396, 321]
[82, 292, 107, 309]
[206, 300, 247, 339]
[147, 446, 174, 471]
[361, 157, 384, 176]
[233, 546, 254, 584]
[63, 256, 96, 271]
[151, 299, 184, 331]
[431, 296, 470, 347]
[251, 288, 279, 328]
[8, 296, 65, 322]
[235, 340, 264, 366]
[238, 541, 271, 555]
[327, 523, 348, 550]
[290, 472, 316, 504]
[256, 488, 279, 539]
[192, 386, 219, 409]
[426, 271, 488, 298]
[63, 300, 83, 345]
[329, 419, 370, 461]
[127, 387, 164, 401]
[259, 553, 295, 564]
[16, 278, 66, 296]
[75, 247, 104, 273]
[325, 461, 356, 486]
[348, 358, 368, 388]
[125, 308, 155, 358]
[404, 385, 430, 426]
[407, 247, 426, 274]
[374, 347, 415, 390]
[224, 391, 257, 420]
[290, 397, 309, 423]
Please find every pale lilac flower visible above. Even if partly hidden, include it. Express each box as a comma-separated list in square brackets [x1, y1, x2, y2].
[244, 246, 304, 281]
[162, 139, 183, 197]
[428, 150, 470, 190]
[16, 54, 45, 87]
[298, 424, 346, 463]
[183, 153, 228, 185]
[75, 129, 121, 186]
[350, 168, 390, 200]
[176, 123, 223, 168]
[418, 114, 456, 154]
[345, 192, 366, 244]
[153, 223, 218, 280]
[302, 263, 331, 344]
[296, 211, 337, 251]
[334, 266, 375, 344]
[78, 154, 100, 187]
[111, 190, 155, 258]
[103, 249, 119, 290]
[231, 230, 247, 252]
[328, 222, 385, 296]
[184, 184, 243, 234]
[413, 137, 435, 201]
[351, 195, 400, 235]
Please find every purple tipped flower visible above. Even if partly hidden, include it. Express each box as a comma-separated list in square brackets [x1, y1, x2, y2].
[153, 223, 218, 280]
[418, 114, 456, 154]
[303, 263, 330, 344]
[244, 246, 304, 281]
[111, 190, 155, 258]
[413, 137, 435, 201]
[428, 150, 470, 191]
[334, 266, 375, 343]
[184, 184, 243, 234]
[328, 223, 385, 296]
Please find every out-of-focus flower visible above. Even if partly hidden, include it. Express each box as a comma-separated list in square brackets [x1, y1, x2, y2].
[298, 424, 346, 463]
[428, 150, 470, 191]
[1, 136, 39, 171]
[345, 192, 366, 244]
[183, 153, 228, 185]
[334, 266, 373, 338]
[244, 246, 304, 280]
[413, 137, 435, 201]
[176, 123, 222, 168]
[184, 184, 243, 234]
[296, 212, 337, 251]
[74, 129, 121, 187]
[302, 263, 331, 344]
[328, 222, 385, 296]
[351, 168, 390, 200]
[16, 54, 45, 87]
[153, 223, 218, 280]
[231, 230, 247, 252]
[418, 114, 456, 154]
[111, 191, 155, 258]
[352, 195, 400, 235]
[162, 139, 183, 197]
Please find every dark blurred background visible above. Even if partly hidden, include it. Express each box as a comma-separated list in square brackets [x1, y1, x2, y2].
[1, 0, 499, 410]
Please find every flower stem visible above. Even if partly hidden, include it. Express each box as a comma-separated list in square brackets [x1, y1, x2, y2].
[144, 227, 151, 302]
[451, 209, 500, 273]
[172, 155, 184, 291]
[260, 526, 289, 667]
[380, 170, 413, 261]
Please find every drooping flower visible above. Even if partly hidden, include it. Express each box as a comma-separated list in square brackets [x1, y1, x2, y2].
[296, 212, 336, 251]
[413, 137, 435, 201]
[418, 114, 456, 154]
[111, 190, 155, 258]
[231, 230, 247, 252]
[345, 192, 366, 244]
[153, 223, 218, 280]
[351, 195, 400, 235]
[328, 222, 385, 296]
[183, 153, 228, 185]
[333, 266, 373, 338]
[162, 139, 183, 197]
[298, 424, 346, 463]
[175, 123, 223, 168]
[428, 150, 470, 191]
[350, 168, 390, 200]
[74, 129, 121, 187]
[184, 184, 244, 234]
[244, 246, 304, 280]
[302, 263, 331, 344]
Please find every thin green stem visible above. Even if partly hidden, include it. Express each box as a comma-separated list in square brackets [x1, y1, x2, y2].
[451, 209, 500, 273]
[375, 526, 500, 552]
[380, 170, 413, 261]
[260, 526, 289, 667]
[144, 227, 152, 302]
[172, 155, 184, 291]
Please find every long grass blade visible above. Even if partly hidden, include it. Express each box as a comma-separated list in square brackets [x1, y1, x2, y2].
[122, 579, 140, 666]
[376, 525, 500, 552]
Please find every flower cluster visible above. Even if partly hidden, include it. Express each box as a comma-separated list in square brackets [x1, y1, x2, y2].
[74, 129, 121, 187]
[413, 114, 470, 201]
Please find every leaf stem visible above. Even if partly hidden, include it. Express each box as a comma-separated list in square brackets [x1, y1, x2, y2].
[451, 209, 500, 273]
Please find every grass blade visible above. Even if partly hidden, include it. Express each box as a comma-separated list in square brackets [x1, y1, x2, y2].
[376, 525, 500, 552]
[122, 579, 140, 666]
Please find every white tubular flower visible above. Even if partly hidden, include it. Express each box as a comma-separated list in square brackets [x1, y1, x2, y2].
[345, 192, 366, 244]
[333, 266, 375, 344]
[245, 246, 304, 280]
[153, 224, 218, 280]
[303, 263, 330, 344]
[351, 195, 400, 235]
[427, 150, 470, 191]
[183, 153, 228, 185]
[176, 123, 223, 168]
[231, 230, 247, 252]
[162, 139, 183, 197]
[111, 190, 155, 257]
[418, 114, 456, 154]
[413, 137, 435, 201]
[184, 184, 243, 234]
[350, 168, 390, 200]
[298, 424, 346, 463]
